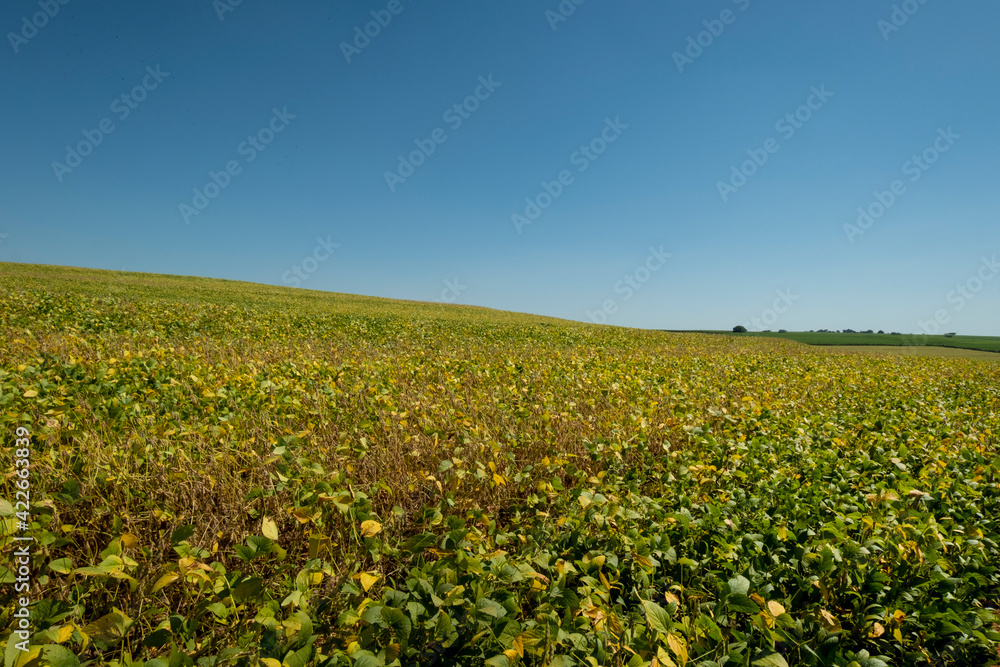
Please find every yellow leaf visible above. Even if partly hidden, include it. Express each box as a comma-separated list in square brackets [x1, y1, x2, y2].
[512, 634, 525, 657]
[48, 624, 74, 644]
[819, 609, 842, 633]
[664, 591, 680, 606]
[384, 643, 401, 663]
[260, 659, 282, 667]
[357, 571, 380, 592]
[261, 517, 279, 540]
[767, 600, 786, 618]
[492, 473, 506, 487]
[23, 390, 38, 398]
[12, 646, 41, 666]
[151, 572, 181, 593]
[666, 632, 688, 664]
[292, 507, 318, 523]
[657, 646, 678, 667]
[120, 533, 139, 548]
[361, 520, 382, 537]
[870, 622, 885, 638]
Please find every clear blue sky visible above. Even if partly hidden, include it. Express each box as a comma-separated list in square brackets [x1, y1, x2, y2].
[2, 1, 998, 335]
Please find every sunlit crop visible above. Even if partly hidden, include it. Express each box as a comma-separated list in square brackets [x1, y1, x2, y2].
[1, 264, 998, 666]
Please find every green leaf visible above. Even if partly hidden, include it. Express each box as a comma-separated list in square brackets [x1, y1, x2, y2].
[246, 535, 273, 553]
[859, 659, 889, 667]
[380, 607, 412, 640]
[0, 498, 13, 517]
[484, 656, 510, 667]
[82, 607, 132, 648]
[498, 619, 522, 648]
[48, 558, 73, 574]
[350, 651, 384, 667]
[170, 525, 196, 545]
[476, 598, 507, 619]
[361, 604, 384, 626]
[696, 614, 724, 642]
[206, 603, 229, 619]
[40, 645, 80, 667]
[142, 628, 172, 648]
[5, 633, 26, 667]
[284, 610, 314, 647]
[234, 545, 257, 561]
[282, 641, 313, 667]
[168, 644, 195, 667]
[752, 653, 789, 667]
[641, 599, 673, 634]
[728, 575, 750, 596]
[232, 577, 264, 602]
[402, 532, 438, 554]
[337, 609, 361, 627]
[728, 594, 761, 614]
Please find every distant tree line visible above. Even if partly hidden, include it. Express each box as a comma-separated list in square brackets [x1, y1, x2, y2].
[732, 327, 957, 336]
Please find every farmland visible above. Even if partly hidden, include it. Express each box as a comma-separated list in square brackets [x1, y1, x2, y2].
[672, 331, 1000, 355]
[818, 346, 1000, 361]
[1, 263, 999, 667]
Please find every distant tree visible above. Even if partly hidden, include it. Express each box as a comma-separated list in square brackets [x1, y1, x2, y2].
[779, 329, 788, 333]
[733, 325, 747, 333]
[843, 329, 856, 334]
[945, 332, 957, 338]
[878, 330, 885, 334]
[890, 332, 902, 336]
[862, 329, 874, 334]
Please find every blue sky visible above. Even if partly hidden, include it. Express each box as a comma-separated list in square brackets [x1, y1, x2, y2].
[2, 1, 998, 335]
